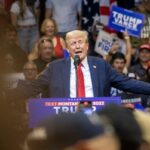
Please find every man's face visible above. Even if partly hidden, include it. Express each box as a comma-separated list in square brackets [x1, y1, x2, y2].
[23, 64, 37, 81]
[67, 36, 89, 61]
[139, 49, 150, 63]
[112, 59, 126, 73]
[40, 41, 53, 62]
[6, 31, 17, 44]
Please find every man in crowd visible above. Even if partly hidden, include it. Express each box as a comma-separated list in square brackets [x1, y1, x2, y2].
[129, 44, 150, 81]
[45, 0, 82, 38]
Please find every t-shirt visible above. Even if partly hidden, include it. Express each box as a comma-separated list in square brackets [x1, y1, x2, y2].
[46, 0, 82, 32]
[10, 0, 39, 26]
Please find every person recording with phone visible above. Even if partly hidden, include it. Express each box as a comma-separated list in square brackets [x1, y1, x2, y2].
[7, 30, 150, 100]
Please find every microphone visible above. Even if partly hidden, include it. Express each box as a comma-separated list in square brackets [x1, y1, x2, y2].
[74, 55, 80, 69]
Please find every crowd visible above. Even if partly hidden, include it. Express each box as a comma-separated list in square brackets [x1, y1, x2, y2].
[0, 0, 150, 150]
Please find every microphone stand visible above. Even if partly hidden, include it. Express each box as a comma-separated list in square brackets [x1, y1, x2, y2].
[75, 64, 78, 97]
[74, 55, 80, 98]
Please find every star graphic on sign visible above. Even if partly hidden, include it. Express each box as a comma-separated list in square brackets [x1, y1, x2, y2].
[93, 0, 99, 3]
[82, 17, 89, 24]
[83, 0, 88, 5]
[92, 13, 100, 22]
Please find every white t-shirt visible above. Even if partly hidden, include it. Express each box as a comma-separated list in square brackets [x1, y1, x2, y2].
[10, 0, 39, 26]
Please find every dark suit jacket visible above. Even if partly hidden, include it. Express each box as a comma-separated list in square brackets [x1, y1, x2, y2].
[19, 56, 150, 98]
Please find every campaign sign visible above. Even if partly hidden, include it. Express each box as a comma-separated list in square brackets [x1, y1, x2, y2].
[95, 30, 113, 56]
[94, 29, 126, 57]
[28, 97, 121, 128]
[109, 6, 145, 37]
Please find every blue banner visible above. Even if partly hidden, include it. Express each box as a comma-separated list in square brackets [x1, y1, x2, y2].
[28, 97, 121, 128]
[108, 6, 145, 37]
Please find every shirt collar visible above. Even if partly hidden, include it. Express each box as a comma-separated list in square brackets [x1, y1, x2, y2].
[71, 57, 88, 69]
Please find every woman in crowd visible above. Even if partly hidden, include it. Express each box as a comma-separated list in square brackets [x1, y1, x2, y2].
[40, 18, 66, 59]
[28, 36, 55, 73]
[10, 0, 39, 54]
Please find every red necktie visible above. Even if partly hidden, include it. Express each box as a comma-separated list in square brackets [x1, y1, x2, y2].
[77, 64, 85, 97]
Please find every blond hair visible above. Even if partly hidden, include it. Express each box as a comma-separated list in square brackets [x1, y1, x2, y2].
[28, 36, 54, 61]
[41, 18, 58, 34]
[65, 30, 88, 44]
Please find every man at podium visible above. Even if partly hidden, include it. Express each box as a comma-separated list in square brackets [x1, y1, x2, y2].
[7, 30, 150, 99]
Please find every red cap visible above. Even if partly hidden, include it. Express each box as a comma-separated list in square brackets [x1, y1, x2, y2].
[139, 44, 150, 51]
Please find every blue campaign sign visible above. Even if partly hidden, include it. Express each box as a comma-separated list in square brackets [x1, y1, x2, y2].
[108, 6, 145, 37]
[28, 97, 121, 128]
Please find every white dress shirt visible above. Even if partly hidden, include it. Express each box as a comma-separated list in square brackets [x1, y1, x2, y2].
[70, 57, 94, 98]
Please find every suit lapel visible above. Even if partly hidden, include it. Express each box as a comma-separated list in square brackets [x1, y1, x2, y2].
[88, 57, 98, 97]
[62, 58, 71, 97]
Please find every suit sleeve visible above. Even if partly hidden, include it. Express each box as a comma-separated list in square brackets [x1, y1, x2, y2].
[7, 65, 51, 100]
[106, 62, 150, 95]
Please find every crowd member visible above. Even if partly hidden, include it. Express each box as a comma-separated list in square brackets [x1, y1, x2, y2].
[97, 104, 143, 150]
[110, 52, 127, 74]
[5, 25, 19, 45]
[131, 0, 150, 47]
[28, 36, 55, 73]
[129, 44, 150, 81]
[40, 18, 66, 58]
[10, 0, 39, 54]
[23, 112, 120, 150]
[45, 0, 82, 38]
[106, 32, 132, 70]
[17, 61, 38, 88]
[109, 52, 126, 96]
[133, 109, 150, 150]
[109, 51, 150, 106]
[15, 61, 38, 111]
[7, 30, 150, 100]
[2, 25, 27, 71]
[3, 51, 17, 74]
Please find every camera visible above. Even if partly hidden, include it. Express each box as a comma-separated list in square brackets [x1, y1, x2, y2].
[77, 101, 93, 116]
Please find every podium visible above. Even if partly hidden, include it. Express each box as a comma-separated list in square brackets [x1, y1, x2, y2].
[27, 97, 121, 128]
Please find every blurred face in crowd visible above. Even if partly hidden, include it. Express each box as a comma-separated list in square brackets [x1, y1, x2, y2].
[66, 31, 89, 61]
[143, 1, 150, 12]
[112, 59, 126, 73]
[4, 53, 15, 68]
[139, 49, 150, 63]
[42, 19, 56, 37]
[23, 63, 38, 81]
[6, 30, 17, 44]
[39, 39, 53, 62]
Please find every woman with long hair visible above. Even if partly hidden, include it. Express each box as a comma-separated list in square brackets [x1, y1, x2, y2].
[10, 0, 39, 54]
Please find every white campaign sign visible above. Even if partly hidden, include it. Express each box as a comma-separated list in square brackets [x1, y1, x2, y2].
[94, 29, 126, 57]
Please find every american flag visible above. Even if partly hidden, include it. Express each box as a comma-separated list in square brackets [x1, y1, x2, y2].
[99, 0, 117, 26]
[81, 0, 99, 32]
